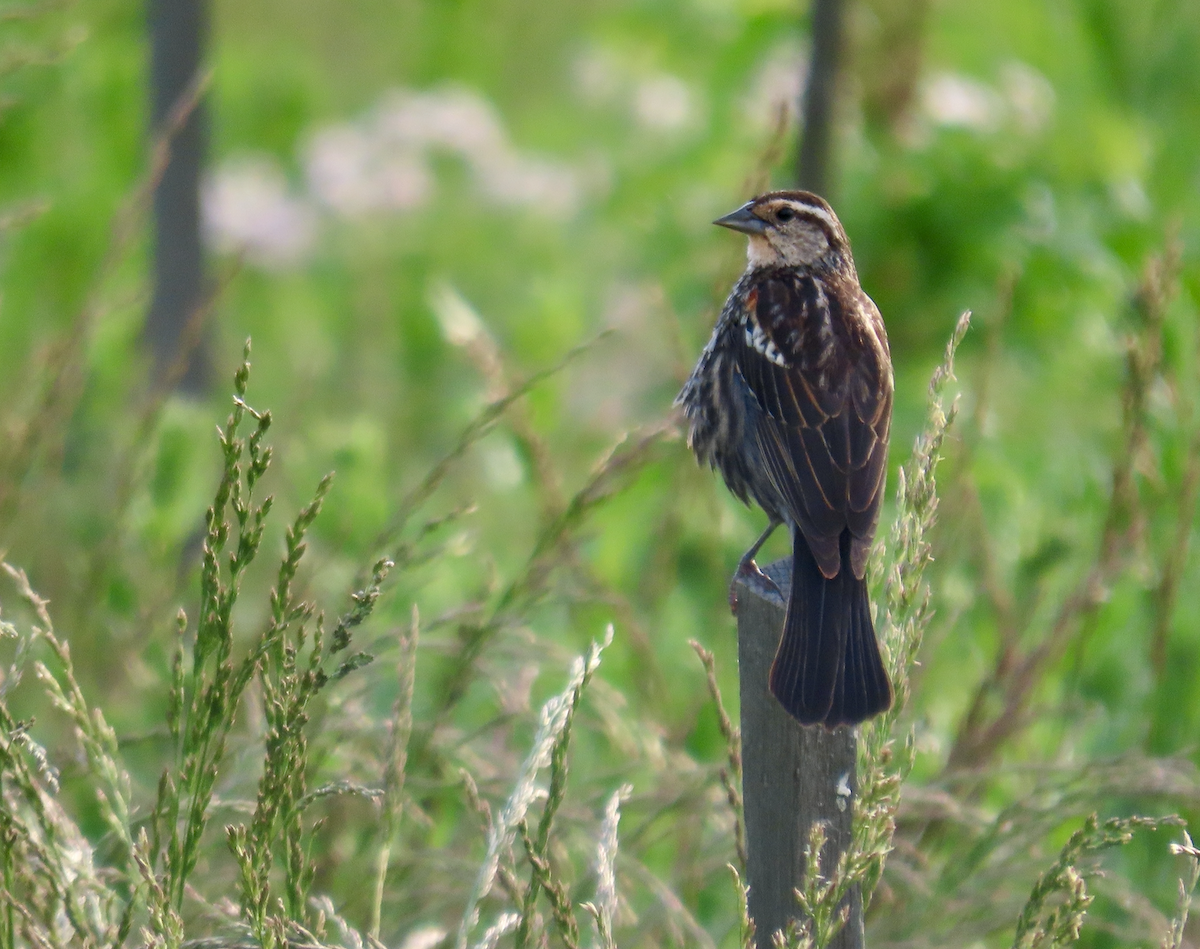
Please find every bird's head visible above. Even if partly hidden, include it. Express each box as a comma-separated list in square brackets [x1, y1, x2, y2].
[714, 191, 851, 271]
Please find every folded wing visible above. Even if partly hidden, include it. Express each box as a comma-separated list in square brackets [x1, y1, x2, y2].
[731, 271, 891, 580]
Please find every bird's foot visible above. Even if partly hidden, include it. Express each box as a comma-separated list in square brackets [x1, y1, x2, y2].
[729, 559, 782, 614]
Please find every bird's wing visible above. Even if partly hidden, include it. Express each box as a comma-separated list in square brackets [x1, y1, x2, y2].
[731, 272, 891, 580]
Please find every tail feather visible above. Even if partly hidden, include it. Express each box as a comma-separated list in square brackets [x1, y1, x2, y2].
[825, 575, 892, 726]
[768, 530, 892, 727]
[768, 531, 843, 725]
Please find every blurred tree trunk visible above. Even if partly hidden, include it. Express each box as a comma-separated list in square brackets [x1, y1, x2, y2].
[145, 0, 211, 394]
[796, 0, 844, 197]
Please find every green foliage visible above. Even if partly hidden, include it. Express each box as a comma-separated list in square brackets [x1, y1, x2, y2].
[4, 0, 1200, 946]
[1012, 815, 1182, 949]
[1162, 833, 1200, 949]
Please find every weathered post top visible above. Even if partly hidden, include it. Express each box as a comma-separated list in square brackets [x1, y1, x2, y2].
[736, 557, 863, 949]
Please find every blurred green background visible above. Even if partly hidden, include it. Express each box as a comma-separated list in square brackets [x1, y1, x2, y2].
[3, 0, 1200, 945]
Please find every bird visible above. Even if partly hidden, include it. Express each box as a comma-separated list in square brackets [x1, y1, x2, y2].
[676, 190, 893, 728]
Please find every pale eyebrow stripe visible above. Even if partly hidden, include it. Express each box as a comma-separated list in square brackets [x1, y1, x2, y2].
[793, 204, 836, 231]
[762, 199, 840, 240]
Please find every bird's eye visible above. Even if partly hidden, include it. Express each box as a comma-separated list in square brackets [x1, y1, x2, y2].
[776, 207, 795, 222]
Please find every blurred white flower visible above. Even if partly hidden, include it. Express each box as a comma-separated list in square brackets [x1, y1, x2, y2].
[429, 281, 489, 349]
[399, 927, 448, 949]
[308, 86, 579, 218]
[921, 72, 1003, 131]
[482, 439, 524, 490]
[913, 64, 1053, 147]
[476, 153, 580, 214]
[1020, 181, 1057, 242]
[212, 84, 583, 270]
[304, 122, 431, 216]
[745, 42, 806, 130]
[573, 46, 624, 104]
[634, 73, 694, 131]
[304, 124, 372, 214]
[1110, 177, 1150, 219]
[375, 86, 508, 156]
[202, 155, 317, 268]
[573, 46, 704, 140]
[1000, 61, 1055, 134]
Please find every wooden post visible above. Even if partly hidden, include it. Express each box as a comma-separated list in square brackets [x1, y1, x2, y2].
[736, 557, 862, 949]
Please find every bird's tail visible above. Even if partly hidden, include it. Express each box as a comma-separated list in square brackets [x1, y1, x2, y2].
[768, 530, 893, 727]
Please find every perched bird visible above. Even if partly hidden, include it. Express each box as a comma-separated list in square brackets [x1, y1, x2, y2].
[677, 191, 893, 727]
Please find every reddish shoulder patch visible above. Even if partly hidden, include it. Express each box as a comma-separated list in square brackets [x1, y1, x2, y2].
[746, 287, 758, 311]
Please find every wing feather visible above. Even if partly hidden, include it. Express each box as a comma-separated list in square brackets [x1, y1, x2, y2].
[732, 272, 891, 580]
[822, 411, 853, 473]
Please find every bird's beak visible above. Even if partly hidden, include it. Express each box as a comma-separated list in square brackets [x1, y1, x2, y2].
[713, 203, 768, 235]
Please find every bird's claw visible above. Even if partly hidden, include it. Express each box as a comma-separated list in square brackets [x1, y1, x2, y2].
[729, 559, 782, 614]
